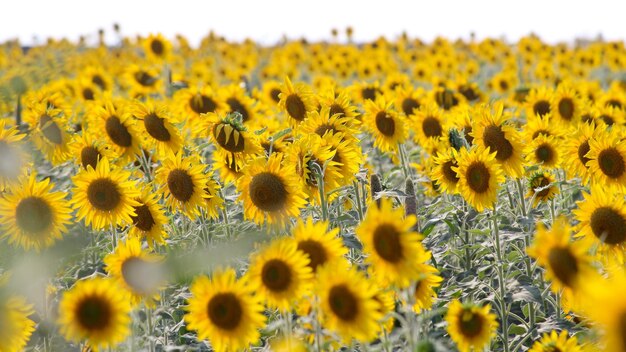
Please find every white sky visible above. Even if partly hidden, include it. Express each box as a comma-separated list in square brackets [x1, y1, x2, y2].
[2, 0, 625, 46]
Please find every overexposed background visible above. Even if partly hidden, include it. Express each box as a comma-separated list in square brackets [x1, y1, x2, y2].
[2, 0, 625, 45]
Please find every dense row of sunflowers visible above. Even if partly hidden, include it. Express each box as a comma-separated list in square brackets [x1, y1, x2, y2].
[1, 29, 626, 351]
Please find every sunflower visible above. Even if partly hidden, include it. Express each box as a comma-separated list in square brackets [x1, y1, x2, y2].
[123, 63, 163, 98]
[521, 113, 563, 142]
[0, 119, 30, 191]
[471, 102, 524, 178]
[132, 100, 183, 157]
[88, 99, 141, 163]
[412, 264, 443, 312]
[528, 330, 583, 352]
[315, 262, 383, 343]
[410, 102, 447, 148]
[236, 153, 307, 227]
[586, 128, 626, 192]
[258, 79, 283, 107]
[247, 238, 313, 310]
[143, 33, 172, 62]
[278, 77, 316, 125]
[196, 111, 262, 156]
[71, 158, 140, 230]
[202, 173, 225, 220]
[431, 149, 460, 194]
[316, 87, 359, 122]
[524, 134, 562, 170]
[22, 102, 71, 165]
[79, 65, 113, 93]
[527, 216, 595, 299]
[174, 86, 227, 137]
[128, 189, 169, 248]
[563, 122, 598, 182]
[185, 269, 266, 352]
[104, 237, 164, 307]
[356, 198, 429, 288]
[69, 133, 117, 170]
[220, 84, 261, 125]
[453, 146, 504, 212]
[394, 85, 425, 116]
[154, 152, 209, 220]
[286, 134, 343, 204]
[362, 95, 408, 152]
[298, 105, 359, 142]
[352, 81, 383, 104]
[574, 187, 626, 260]
[291, 217, 347, 273]
[552, 82, 582, 126]
[0, 174, 72, 251]
[526, 171, 559, 207]
[0, 294, 36, 352]
[525, 86, 553, 118]
[319, 131, 363, 187]
[446, 300, 498, 352]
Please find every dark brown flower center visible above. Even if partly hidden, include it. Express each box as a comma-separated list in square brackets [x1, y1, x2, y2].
[547, 247, 579, 287]
[483, 125, 513, 161]
[207, 293, 243, 331]
[466, 162, 490, 193]
[422, 116, 443, 138]
[599, 114, 615, 126]
[375, 111, 396, 137]
[329, 103, 346, 117]
[167, 169, 195, 202]
[39, 115, 63, 145]
[459, 310, 484, 338]
[598, 148, 625, 178]
[82, 87, 95, 101]
[16, 196, 52, 234]
[150, 39, 164, 56]
[314, 124, 336, 137]
[285, 94, 307, 121]
[362, 87, 379, 101]
[144, 113, 171, 142]
[134, 71, 158, 87]
[373, 223, 403, 263]
[87, 178, 121, 211]
[105, 116, 132, 147]
[577, 140, 591, 168]
[442, 160, 459, 184]
[535, 144, 554, 164]
[249, 172, 287, 212]
[80, 146, 101, 169]
[131, 204, 155, 232]
[227, 98, 250, 122]
[401, 98, 420, 116]
[213, 123, 245, 153]
[261, 259, 292, 292]
[77, 296, 112, 330]
[558, 98, 574, 120]
[590, 207, 626, 245]
[531, 129, 551, 139]
[92, 75, 106, 90]
[533, 100, 551, 117]
[328, 284, 358, 321]
[270, 88, 282, 103]
[190, 95, 217, 114]
[297, 240, 328, 271]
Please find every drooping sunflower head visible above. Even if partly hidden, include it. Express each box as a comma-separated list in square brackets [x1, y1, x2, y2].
[445, 300, 498, 352]
[526, 171, 559, 207]
[315, 262, 383, 343]
[247, 238, 313, 310]
[71, 157, 141, 230]
[411, 265, 443, 313]
[0, 174, 72, 251]
[278, 77, 316, 125]
[236, 153, 307, 227]
[201, 111, 262, 155]
[291, 217, 347, 273]
[184, 269, 265, 352]
[58, 277, 132, 351]
[356, 198, 428, 288]
[574, 187, 626, 260]
[452, 146, 504, 212]
[527, 216, 594, 294]
[104, 237, 165, 307]
[212, 148, 246, 185]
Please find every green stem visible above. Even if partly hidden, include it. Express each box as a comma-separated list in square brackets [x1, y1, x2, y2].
[146, 306, 155, 352]
[397, 143, 409, 179]
[218, 188, 232, 238]
[353, 181, 364, 221]
[493, 208, 510, 352]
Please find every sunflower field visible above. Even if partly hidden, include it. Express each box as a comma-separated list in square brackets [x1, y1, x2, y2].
[1, 28, 626, 352]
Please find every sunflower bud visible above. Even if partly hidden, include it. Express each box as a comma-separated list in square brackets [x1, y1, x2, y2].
[405, 179, 418, 231]
[370, 173, 382, 206]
